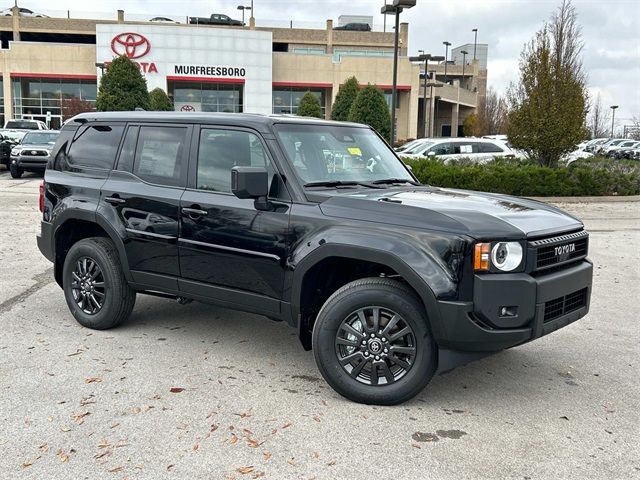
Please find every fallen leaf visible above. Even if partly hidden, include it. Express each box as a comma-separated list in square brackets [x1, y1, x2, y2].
[60, 426, 71, 432]
[246, 437, 262, 448]
[234, 411, 252, 418]
[72, 411, 91, 424]
[169, 387, 184, 393]
[411, 443, 422, 449]
[282, 422, 292, 429]
[210, 423, 219, 432]
[252, 472, 266, 479]
[38, 443, 49, 452]
[242, 428, 254, 436]
[22, 456, 40, 468]
[313, 415, 321, 422]
[287, 458, 297, 466]
[262, 451, 271, 461]
[327, 460, 336, 466]
[94, 450, 111, 459]
[57, 450, 69, 463]
[98, 439, 112, 449]
[166, 464, 174, 471]
[229, 434, 238, 445]
[108, 466, 123, 473]
[85, 376, 102, 384]
[236, 466, 254, 474]
[193, 444, 199, 451]
[312, 452, 320, 459]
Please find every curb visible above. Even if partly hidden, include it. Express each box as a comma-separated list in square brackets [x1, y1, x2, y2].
[528, 196, 640, 203]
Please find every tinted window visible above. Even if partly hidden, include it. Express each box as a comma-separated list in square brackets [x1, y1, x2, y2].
[5, 120, 39, 129]
[22, 131, 59, 145]
[197, 129, 271, 193]
[428, 142, 454, 155]
[478, 142, 505, 153]
[116, 126, 139, 172]
[133, 126, 188, 187]
[68, 124, 124, 169]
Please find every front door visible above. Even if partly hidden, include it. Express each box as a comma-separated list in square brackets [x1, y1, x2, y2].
[100, 123, 192, 289]
[178, 127, 291, 315]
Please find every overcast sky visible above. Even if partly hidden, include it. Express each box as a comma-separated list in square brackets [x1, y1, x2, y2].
[20, 0, 640, 125]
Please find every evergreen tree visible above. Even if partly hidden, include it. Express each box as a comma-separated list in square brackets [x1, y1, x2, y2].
[348, 84, 391, 141]
[507, 0, 588, 167]
[330, 76, 359, 121]
[96, 55, 150, 111]
[297, 92, 322, 118]
[149, 88, 174, 111]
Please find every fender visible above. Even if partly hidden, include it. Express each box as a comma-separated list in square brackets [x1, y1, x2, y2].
[288, 225, 470, 343]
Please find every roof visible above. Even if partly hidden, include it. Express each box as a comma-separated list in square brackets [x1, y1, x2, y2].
[71, 111, 367, 132]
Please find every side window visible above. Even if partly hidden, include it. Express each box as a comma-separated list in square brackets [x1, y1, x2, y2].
[454, 143, 474, 155]
[68, 124, 124, 169]
[197, 129, 272, 193]
[429, 142, 453, 155]
[479, 142, 505, 153]
[116, 126, 139, 172]
[132, 126, 188, 187]
[52, 124, 78, 169]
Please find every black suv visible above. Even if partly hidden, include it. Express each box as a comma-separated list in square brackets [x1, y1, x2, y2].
[37, 112, 593, 405]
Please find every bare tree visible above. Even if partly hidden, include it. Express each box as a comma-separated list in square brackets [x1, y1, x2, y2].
[477, 87, 508, 135]
[588, 93, 609, 138]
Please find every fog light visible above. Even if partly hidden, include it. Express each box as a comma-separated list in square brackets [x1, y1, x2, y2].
[500, 306, 518, 317]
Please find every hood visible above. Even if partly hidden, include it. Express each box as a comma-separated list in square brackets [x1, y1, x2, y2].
[318, 186, 583, 240]
[19, 143, 55, 151]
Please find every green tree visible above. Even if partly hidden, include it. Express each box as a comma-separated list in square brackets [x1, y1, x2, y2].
[463, 113, 479, 137]
[297, 91, 322, 118]
[507, 0, 588, 167]
[348, 84, 391, 141]
[96, 55, 150, 111]
[149, 87, 173, 111]
[331, 76, 359, 121]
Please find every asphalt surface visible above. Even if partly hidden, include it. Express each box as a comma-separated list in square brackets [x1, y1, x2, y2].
[1, 170, 638, 480]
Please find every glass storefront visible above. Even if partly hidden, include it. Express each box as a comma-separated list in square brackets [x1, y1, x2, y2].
[272, 87, 326, 117]
[11, 76, 96, 129]
[167, 81, 243, 113]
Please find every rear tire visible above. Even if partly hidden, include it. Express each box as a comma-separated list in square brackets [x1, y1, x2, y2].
[9, 164, 22, 178]
[312, 277, 436, 405]
[62, 237, 136, 330]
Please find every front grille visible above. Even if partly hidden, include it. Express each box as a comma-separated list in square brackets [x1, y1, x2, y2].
[544, 288, 588, 322]
[21, 150, 48, 157]
[530, 230, 588, 271]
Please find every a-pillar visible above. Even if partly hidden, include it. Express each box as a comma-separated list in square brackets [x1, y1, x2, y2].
[451, 103, 459, 138]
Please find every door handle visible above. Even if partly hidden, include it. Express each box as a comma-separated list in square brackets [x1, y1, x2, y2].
[104, 196, 126, 205]
[182, 207, 208, 217]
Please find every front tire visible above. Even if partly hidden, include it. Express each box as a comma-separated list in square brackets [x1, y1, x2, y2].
[312, 277, 436, 405]
[62, 237, 136, 330]
[9, 164, 22, 178]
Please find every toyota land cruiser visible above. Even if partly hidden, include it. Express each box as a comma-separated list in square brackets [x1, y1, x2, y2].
[37, 112, 593, 405]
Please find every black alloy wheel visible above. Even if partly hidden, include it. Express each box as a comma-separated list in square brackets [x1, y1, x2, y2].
[70, 256, 106, 315]
[335, 306, 417, 386]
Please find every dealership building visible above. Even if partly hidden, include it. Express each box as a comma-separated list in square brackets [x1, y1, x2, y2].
[0, 7, 487, 140]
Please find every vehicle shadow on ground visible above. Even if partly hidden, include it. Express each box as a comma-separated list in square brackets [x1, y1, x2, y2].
[117, 296, 570, 407]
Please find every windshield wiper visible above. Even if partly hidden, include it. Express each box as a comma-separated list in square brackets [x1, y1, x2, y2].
[303, 180, 383, 189]
[371, 178, 420, 186]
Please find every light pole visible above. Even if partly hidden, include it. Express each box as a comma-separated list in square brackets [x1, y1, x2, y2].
[381, 0, 416, 145]
[610, 105, 619, 137]
[237, 5, 251, 26]
[460, 50, 468, 88]
[411, 51, 430, 138]
[472, 28, 478, 61]
[426, 73, 443, 137]
[443, 41, 451, 84]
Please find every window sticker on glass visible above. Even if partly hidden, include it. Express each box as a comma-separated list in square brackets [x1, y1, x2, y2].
[347, 147, 362, 156]
[460, 144, 473, 154]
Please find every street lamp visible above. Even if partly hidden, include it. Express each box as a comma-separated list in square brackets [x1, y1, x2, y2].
[381, 0, 416, 145]
[410, 52, 444, 137]
[237, 5, 251, 26]
[443, 41, 451, 84]
[460, 50, 468, 88]
[610, 105, 619, 137]
[426, 73, 443, 137]
[472, 28, 478, 61]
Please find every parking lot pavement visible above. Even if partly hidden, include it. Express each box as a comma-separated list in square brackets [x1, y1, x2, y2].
[1, 169, 638, 480]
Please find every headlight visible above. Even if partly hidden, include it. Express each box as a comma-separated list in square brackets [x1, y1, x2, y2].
[491, 242, 523, 271]
[11, 148, 20, 156]
[474, 241, 524, 272]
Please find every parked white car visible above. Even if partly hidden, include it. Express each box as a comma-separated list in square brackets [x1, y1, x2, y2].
[401, 138, 516, 163]
[1, 7, 48, 17]
[4, 119, 49, 130]
[604, 139, 638, 157]
[394, 138, 430, 153]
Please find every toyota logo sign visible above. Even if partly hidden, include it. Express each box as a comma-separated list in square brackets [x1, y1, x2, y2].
[111, 32, 151, 59]
[180, 105, 196, 112]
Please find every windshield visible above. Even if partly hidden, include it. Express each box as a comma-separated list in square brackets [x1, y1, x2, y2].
[274, 124, 414, 185]
[22, 132, 58, 145]
[406, 141, 435, 155]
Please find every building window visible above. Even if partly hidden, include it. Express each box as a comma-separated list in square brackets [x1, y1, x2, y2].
[273, 88, 326, 117]
[333, 49, 393, 58]
[292, 47, 326, 55]
[11, 76, 97, 130]
[168, 81, 243, 113]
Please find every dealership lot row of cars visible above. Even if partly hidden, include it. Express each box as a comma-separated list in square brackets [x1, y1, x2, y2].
[0, 119, 60, 178]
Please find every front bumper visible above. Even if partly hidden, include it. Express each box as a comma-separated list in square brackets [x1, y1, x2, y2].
[11, 155, 49, 172]
[434, 260, 593, 352]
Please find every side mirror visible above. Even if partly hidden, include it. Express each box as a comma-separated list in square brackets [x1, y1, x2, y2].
[231, 166, 270, 210]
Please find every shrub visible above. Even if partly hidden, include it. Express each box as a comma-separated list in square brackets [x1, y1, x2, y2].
[348, 84, 391, 142]
[402, 156, 640, 196]
[331, 76, 359, 121]
[149, 87, 173, 111]
[96, 55, 149, 111]
[297, 92, 322, 118]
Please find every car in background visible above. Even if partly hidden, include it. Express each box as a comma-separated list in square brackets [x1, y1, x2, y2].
[401, 138, 515, 163]
[394, 138, 429, 153]
[612, 141, 640, 159]
[0, 132, 21, 169]
[584, 138, 609, 153]
[333, 23, 371, 31]
[1, 7, 48, 17]
[605, 139, 638, 157]
[188, 13, 243, 26]
[595, 138, 626, 155]
[8, 130, 59, 178]
[4, 119, 48, 130]
[149, 16, 179, 23]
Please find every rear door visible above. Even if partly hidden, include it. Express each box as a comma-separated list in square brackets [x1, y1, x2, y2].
[100, 123, 192, 290]
[178, 125, 291, 314]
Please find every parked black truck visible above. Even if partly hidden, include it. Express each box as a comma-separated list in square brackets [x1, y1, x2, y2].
[37, 112, 593, 404]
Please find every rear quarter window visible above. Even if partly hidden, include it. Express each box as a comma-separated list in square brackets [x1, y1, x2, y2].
[479, 142, 506, 153]
[67, 124, 124, 169]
